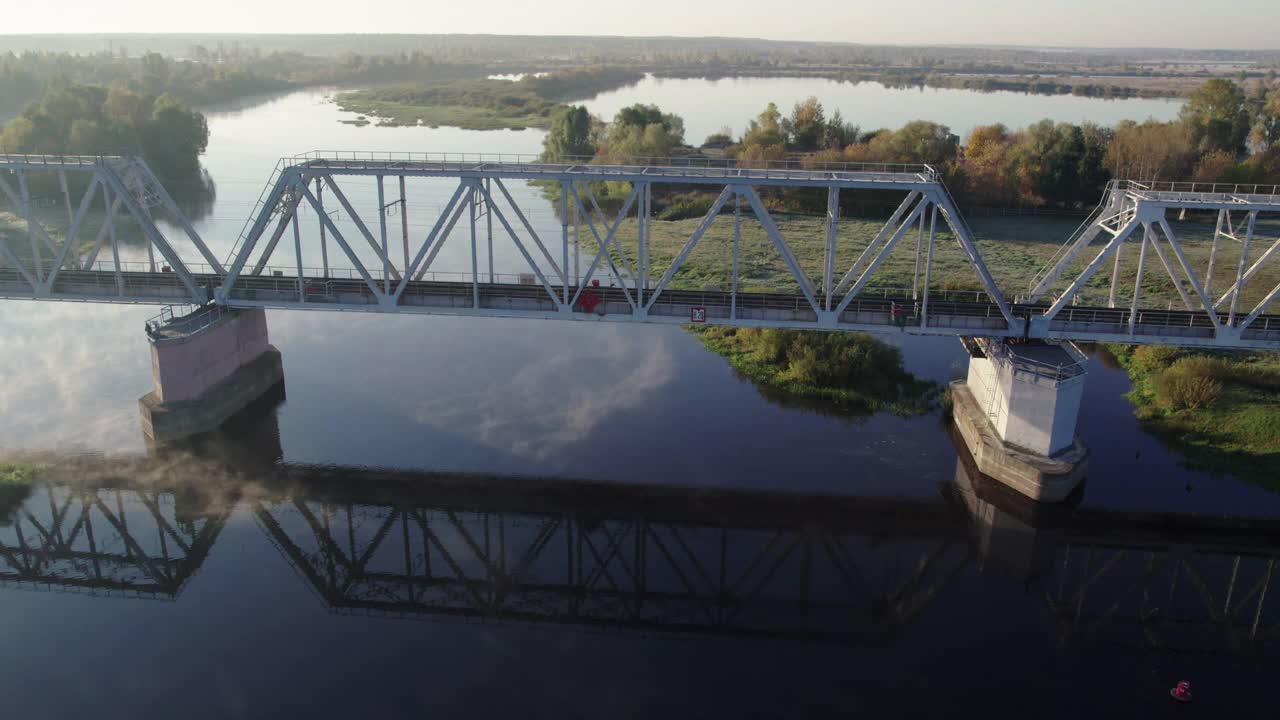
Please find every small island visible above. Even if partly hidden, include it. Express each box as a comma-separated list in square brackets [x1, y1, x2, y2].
[334, 66, 643, 130]
[692, 326, 937, 416]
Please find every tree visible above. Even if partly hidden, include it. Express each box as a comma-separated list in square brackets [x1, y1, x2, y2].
[1192, 149, 1238, 183]
[1251, 87, 1280, 151]
[866, 120, 958, 165]
[784, 96, 825, 152]
[1105, 120, 1196, 181]
[822, 109, 859, 150]
[742, 102, 784, 147]
[703, 126, 734, 146]
[140, 93, 208, 181]
[733, 103, 787, 166]
[1180, 78, 1250, 156]
[541, 105, 597, 162]
[959, 124, 1019, 206]
[1076, 122, 1113, 204]
[602, 103, 684, 161]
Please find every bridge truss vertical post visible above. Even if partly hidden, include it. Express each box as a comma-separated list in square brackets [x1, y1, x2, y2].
[561, 180, 570, 305]
[1229, 211, 1257, 327]
[143, 201, 157, 274]
[572, 186, 579, 289]
[1129, 223, 1150, 335]
[824, 187, 838, 312]
[292, 199, 305, 304]
[17, 171, 43, 284]
[316, 178, 329, 279]
[399, 176, 410, 276]
[470, 183, 479, 309]
[58, 170, 73, 233]
[377, 176, 390, 296]
[1107, 232, 1125, 309]
[487, 178, 495, 284]
[731, 191, 741, 321]
[920, 204, 938, 329]
[912, 208, 926, 301]
[1206, 209, 1225, 296]
[643, 182, 652, 301]
[107, 185, 123, 296]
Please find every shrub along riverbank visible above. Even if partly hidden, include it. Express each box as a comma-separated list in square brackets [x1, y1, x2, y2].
[691, 326, 937, 416]
[1104, 345, 1280, 487]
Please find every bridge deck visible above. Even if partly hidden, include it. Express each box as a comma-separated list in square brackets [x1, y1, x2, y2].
[4, 268, 1278, 348]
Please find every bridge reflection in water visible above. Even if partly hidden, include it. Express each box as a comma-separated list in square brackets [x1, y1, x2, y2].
[1, 416, 1278, 658]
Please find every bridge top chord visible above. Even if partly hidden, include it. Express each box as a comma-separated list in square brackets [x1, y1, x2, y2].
[290, 150, 942, 188]
[1119, 179, 1280, 210]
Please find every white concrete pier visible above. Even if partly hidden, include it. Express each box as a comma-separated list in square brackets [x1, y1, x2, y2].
[950, 338, 1090, 502]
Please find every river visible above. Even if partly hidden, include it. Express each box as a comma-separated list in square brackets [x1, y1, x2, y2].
[0, 81, 1275, 717]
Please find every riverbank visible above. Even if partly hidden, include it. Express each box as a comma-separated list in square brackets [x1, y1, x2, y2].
[1104, 345, 1280, 488]
[691, 326, 937, 416]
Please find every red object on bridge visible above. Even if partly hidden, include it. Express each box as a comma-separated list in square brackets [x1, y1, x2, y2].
[1170, 681, 1193, 703]
[579, 290, 601, 313]
[690, 307, 707, 323]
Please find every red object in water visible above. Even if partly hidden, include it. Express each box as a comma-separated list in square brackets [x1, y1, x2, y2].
[1170, 681, 1193, 703]
[579, 290, 601, 313]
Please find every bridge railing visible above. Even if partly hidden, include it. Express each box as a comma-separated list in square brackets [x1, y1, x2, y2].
[1123, 179, 1280, 197]
[292, 150, 940, 180]
[0, 153, 120, 167]
[47, 260, 1009, 303]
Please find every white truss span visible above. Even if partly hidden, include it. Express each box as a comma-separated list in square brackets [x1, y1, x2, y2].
[1, 153, 1279, 349]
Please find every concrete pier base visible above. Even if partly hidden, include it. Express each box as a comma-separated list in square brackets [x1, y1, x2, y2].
[950, 338, 1090, 503]
[138, 306, 284, 443]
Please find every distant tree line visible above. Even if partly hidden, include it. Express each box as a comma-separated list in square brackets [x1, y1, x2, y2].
[542, 77, 1280, 215]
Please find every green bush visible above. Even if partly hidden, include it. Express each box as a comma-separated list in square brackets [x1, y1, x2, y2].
[657, 193, 719, 221]
[1153, 357, 1224, 411]
[1127, 344, 1184, 375]
[691, 326, 934, 415]
[1170, 355, 1231, 380]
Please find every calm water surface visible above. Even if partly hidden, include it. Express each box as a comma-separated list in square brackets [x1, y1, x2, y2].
[581, 75, 1184, 143]
[0, 83, 1275, 718]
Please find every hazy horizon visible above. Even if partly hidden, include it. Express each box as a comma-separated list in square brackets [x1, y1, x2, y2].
[5, 0, 1279, 51]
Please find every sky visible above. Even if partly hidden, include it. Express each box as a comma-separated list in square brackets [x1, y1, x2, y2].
[3, 0, 1279, 50]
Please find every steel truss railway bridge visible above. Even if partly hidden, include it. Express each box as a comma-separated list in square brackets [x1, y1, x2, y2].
[1, 152, 1279, 350]
[2, 152, 1278, 502]
[2, 450, 1279, 656]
